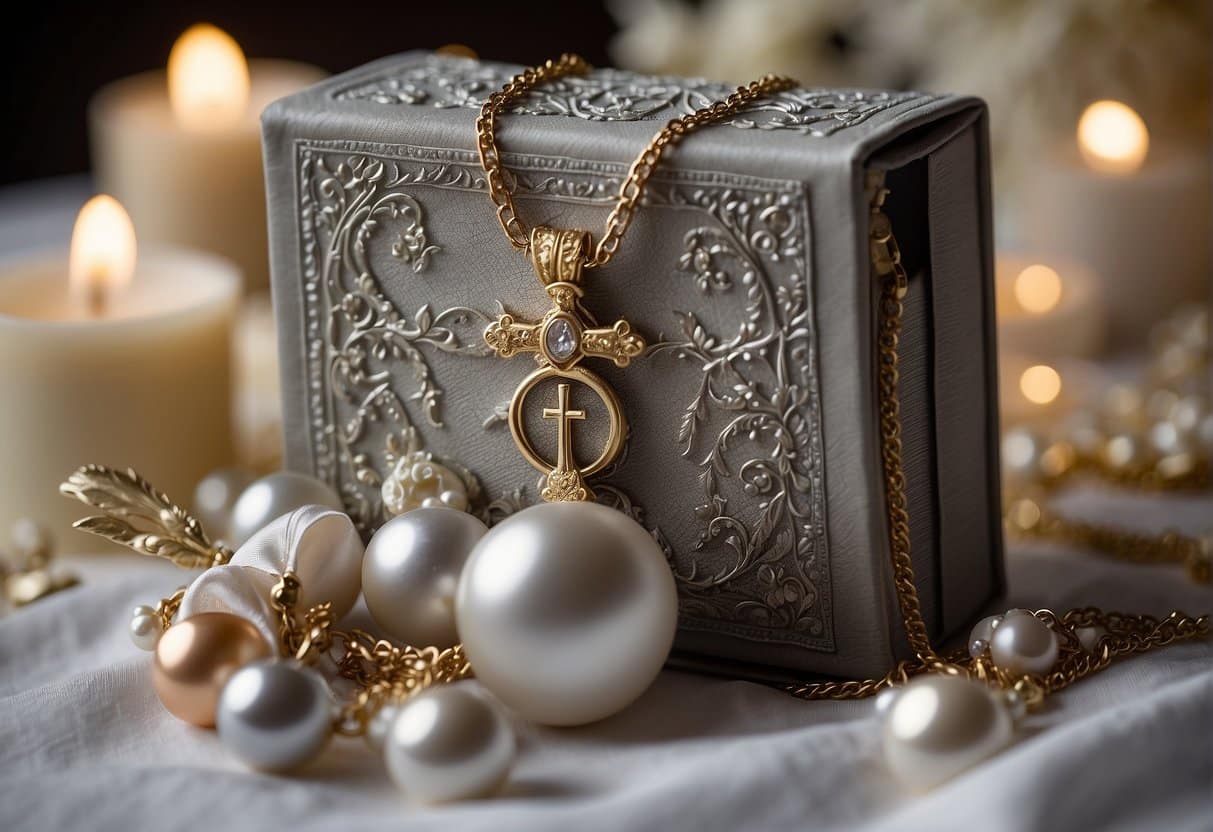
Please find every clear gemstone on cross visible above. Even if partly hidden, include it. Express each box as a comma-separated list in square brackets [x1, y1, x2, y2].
[545, 318, 578, 362]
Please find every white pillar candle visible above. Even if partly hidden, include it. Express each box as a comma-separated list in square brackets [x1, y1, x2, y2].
[1021, 101, 1210, 346]
[995, 254, 1107, 359]
[88, 24, 324, 293]
[0, 197, 240, 552]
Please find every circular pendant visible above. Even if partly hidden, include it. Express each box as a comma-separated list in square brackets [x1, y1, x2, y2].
[455, 501, 678, 726]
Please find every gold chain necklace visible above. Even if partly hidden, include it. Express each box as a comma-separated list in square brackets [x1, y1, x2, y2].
[470, 55, 1206, 703]
[59, 55, 1209, 776]
[476, 54, 796, 502]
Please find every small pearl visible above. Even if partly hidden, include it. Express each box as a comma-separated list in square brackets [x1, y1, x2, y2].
[153, 612, 272, 726]
[873, 687, 900, 715]
[969, 614, 1003, 646]
[365, 704, 400, 751]
[129, 606, 164, 651]
[228, 472, 343, 547]
[883, 675, 1014, 790]
[217, 661, 333, 772]
[11, 518, 51, 560]
[192, 468, 254, 542]
[363, 508, 488, 648]
[990, 610, 1059, 677]
[1002, 689, 1027, 722]
[968, 638, 989, 659]
[439, 490, 468, 511]
[384, 685, 515, 802]
[1075, 625, 1106, 653]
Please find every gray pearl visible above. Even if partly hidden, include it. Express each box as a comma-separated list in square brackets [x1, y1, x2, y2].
[384, 685, 515, 802]
[883, 674, 1014, 790]
[363, 508, 488, 648]
[192, 468, 254, 541]
[456, 501, 678, 726]
[365, 704, 400, 752]
[228, 472, 343, 546]
[216, 661, 332, 772]
[990, 610, 1059, 677]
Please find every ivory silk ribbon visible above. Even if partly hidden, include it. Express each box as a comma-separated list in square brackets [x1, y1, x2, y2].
[178, 505, 365, 648]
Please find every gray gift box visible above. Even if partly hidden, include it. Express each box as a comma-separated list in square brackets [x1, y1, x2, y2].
[262, 52, 1003, 680]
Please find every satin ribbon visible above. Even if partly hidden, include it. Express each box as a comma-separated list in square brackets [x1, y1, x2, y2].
[178, 505, 364, 649]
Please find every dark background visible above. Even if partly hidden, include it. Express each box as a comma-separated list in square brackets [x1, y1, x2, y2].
[0, 0, 618, 186]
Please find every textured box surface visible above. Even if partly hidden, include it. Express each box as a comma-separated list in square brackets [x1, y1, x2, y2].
[263, 53, 1003, 678]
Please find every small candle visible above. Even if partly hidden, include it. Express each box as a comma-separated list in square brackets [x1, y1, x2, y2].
[89, 24, 324, 293]
[1021, 100, 1210, 345]
[995, 254, 1107, 358]
[0, 196, 240, 552]
[998, 355, 1103, 428]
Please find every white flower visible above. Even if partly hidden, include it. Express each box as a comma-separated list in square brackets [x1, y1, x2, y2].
[381, 451, 469, 516]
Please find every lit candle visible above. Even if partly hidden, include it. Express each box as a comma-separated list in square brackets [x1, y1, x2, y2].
[89, 24, 324, 293]
[998, 355, 1103, 427]
[994, 254, 1107, 358]
[1021, 100, 1210, 345]
[0, 196, 240, 552]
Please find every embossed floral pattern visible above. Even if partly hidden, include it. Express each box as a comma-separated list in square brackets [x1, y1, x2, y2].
[297, 139, 833, 649]
[334, 54, 930, 137]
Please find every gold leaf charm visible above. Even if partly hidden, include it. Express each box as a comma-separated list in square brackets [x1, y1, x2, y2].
[484, 227, 644, 501]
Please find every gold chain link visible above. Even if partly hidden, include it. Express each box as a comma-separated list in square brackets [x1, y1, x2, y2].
[475, 53, 796, 268]
[783, 173, 1207, 701]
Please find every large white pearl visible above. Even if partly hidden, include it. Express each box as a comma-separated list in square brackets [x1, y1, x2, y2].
[456, 501, 678, 726]
[883, 674, 1014, 791]
[363, 508, 487, 648]
[990, 609, 1059, 677]
[216, 660, 333, 772]
[384, 685, 516, 802]
[192, 467, 254, 541]
[228, 472, 343, 546]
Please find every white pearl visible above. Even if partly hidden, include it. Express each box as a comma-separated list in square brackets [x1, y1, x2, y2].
[456, 501, 678, 726]
[363, 508, 488, 648]
[384, 685, 516, 802]
[883, 674, 1014, 790]
[1075, 625, 1107, 653]
[365, 704, 400, 751]
[969, 614, 1003, 647]
[990, 610, 1059, 677]
[873, 687, 900, 715]
[129, 605, 163, 651]
[228, 472, 343, 546]
[217, 661, 333, 772]
[1002, 689, 1027, 722]
[968, 638, 989, 659]
[192, 468, 254, 542]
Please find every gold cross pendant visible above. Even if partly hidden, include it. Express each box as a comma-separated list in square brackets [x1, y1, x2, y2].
[484, 227, 646, 502]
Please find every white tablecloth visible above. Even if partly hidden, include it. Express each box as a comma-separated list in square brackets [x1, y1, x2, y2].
[1, 178, 1210, 829]
[1, 484, 1210, 832]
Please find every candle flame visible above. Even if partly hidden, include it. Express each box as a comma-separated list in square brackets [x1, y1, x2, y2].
[1077, 100, 1149, 175]
[1019, 365, 1062, 406]
[69, 195, 137, 310]
[168, 23, 250, 129]
[1013, 264, 1063, 315]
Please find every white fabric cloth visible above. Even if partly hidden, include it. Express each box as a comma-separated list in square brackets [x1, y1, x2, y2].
[1, 484, 1210, 831]
[177, 505, 365, 649]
